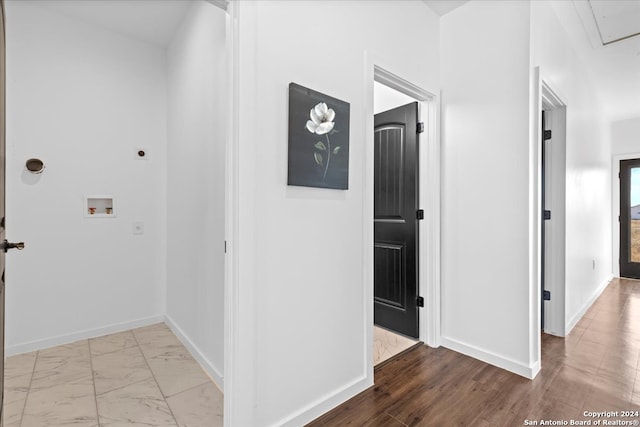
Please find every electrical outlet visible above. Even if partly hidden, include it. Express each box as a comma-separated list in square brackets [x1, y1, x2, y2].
[133, 221, 144, 235]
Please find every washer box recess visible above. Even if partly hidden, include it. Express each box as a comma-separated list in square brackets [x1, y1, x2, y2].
[84, 196, 116, 218]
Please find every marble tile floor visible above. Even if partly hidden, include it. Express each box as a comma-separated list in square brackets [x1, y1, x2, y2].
[3, 322, 223, 427]
[374, 325, 419, 366]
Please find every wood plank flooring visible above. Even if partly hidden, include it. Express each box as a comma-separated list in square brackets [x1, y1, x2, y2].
[308, 278, 640, 426]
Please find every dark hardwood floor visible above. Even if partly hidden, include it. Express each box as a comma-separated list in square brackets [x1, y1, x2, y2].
[308, 278, 640, 426]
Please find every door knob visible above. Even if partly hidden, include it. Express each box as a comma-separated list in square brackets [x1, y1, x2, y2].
[2, 239, 24, 253]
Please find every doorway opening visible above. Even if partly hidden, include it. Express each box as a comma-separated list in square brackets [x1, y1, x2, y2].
[369, 67, 440, 367]
[373, 82, 421, 364]
[613, 154, 640, 279]
[619, 159, 640, 278]
[540, 80, 567, 338]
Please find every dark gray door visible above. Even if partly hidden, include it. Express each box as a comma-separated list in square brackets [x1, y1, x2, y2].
[373, 102, 419, 338]
[620, 158, 640, 279]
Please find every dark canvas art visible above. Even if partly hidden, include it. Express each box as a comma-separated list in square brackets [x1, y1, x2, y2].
[288, 83, 350, 189]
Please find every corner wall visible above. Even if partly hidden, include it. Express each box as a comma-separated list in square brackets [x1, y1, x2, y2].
[612, 118, 640, 155]
[440, 1, 536, 376]
[230, 1, 440, 425]
[5, 2, 167, 353]
[532, 1, 612, 331]
[166, 1, 226, 387]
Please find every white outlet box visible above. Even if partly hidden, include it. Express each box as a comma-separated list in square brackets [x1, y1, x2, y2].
[133, 221, 144, 235]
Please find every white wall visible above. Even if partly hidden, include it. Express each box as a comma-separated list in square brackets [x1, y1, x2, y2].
[612, 118, 640, 155]
[229, 1, 440, 425]
[440, 1, 535, 377]
[438, 0, 613, 380]
[5, 2, 167, 353]
[166, 1, 226, 387]
[532, 1, 612, 331]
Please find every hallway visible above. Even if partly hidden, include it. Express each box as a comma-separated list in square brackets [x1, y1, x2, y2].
[309, 278, 640, 426]
[3, 323, 223, 427]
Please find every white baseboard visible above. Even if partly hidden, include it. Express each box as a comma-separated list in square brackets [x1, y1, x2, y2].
[7, 314, 225, 393]
[6, 315, 164, 357]
[566, 275, 613, 333]
[441, 336, 540, 380]
[164, 315, 224, 391]
[275, 374, 373, 427]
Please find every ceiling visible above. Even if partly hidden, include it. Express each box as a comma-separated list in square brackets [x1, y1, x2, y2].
[13, 0, 640, 122]
[25, 0, 193, 47]
[422, 0, 469, 16]
[421, 0, 640, 121]
[557, 0, 640, 121]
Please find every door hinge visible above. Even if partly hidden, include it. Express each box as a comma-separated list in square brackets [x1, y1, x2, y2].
[417, 296, 424, 307]
[543, 290, 551, 301]
[417, 122, 424, 134]
[544, 210, 551, 220]
[543, 130, 552, 141]
[417, 209, 424, 220]
[224, 241, 227, 253]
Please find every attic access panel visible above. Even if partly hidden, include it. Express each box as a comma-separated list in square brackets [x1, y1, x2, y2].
[590, 0, 640, 44]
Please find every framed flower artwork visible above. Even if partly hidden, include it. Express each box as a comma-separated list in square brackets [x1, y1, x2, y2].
[288, 83, 350, 189]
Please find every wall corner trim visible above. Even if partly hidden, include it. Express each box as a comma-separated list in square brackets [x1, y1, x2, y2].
[164, 315, 224, 391]
[440, 336, 540, 380]
[274, 375, 373, 427]
[566, 275, 613, 334]
[5, 315, 165, 357]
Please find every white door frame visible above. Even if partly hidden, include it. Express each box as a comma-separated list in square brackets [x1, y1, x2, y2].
[540, 82, 567, 337]
[531, 68, 568, 377]
[224, 1, 239, 426]
[363, 54, 441, 380]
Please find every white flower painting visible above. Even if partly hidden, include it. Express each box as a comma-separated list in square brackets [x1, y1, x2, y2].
[306, 102, 335, 135]
[306, 102, 341, 180]
[288, 83, 350, 189]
